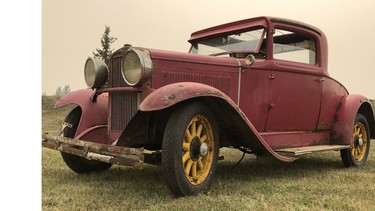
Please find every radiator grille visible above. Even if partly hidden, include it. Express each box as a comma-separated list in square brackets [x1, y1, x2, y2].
[110, 57, 138, 131]
[110, 92, 138, 131]
[111, 57, 127, 88]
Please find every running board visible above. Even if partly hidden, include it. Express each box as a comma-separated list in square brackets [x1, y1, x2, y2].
[274, 145, 350, 156]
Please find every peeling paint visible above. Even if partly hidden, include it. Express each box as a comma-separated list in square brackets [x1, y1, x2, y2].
[167, 94, 175, 100]
[87, 152, 112, 162]
[317, 121, 328, 130]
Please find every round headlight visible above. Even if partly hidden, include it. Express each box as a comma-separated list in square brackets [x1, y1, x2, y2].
[84, 57, 109, 89]
[121, 48, 152, 86]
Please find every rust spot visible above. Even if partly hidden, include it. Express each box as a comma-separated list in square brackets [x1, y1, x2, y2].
[332, 135, 344, 145]
[336, 101, 342, 112]
[333, 114, 339, 123]
[317, 121, 328, 130]
[206, 90, 223, 97]
[161, 94, 176, 106]
[311, 138, 328, 145]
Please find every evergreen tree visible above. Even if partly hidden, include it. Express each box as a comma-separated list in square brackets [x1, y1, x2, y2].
[55, 86, 62, 96]
[55, 85, 71, 96]
[62, 85, 71, 95]
[93, 26, 117, 65]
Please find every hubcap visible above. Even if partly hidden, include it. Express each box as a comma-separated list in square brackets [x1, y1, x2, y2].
[181, 115, 214, 185]
[200, 142, 208, 157]
[358, 138, 363, 147]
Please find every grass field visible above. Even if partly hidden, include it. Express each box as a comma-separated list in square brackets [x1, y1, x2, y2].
[42, 96, 375, 210]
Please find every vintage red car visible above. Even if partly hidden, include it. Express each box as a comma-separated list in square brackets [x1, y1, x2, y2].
[43, 16, 374, 196]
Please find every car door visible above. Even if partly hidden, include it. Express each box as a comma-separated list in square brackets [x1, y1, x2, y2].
[265, 28, 322, 131]
[239, 61, 272, 131]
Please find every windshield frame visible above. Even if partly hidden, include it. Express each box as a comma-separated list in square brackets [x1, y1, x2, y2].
[189, 27, 266, 57]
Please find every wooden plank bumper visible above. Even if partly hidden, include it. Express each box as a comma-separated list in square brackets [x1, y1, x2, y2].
[42, 134, 144, 168]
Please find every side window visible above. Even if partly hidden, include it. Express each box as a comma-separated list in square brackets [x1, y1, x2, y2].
[273, 29, 316, 65]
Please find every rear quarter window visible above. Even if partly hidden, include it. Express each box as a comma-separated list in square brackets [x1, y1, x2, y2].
[273, 29, 316, 65]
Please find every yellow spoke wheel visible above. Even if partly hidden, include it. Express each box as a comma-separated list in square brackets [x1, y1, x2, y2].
[162, 103, 219, 196]
[351, 122, 368, 161]
[182, 115, 214, 185]
[341, 114, 370, 167]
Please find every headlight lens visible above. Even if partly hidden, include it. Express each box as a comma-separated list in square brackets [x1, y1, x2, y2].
[84, 57, 109, 89]
[121, 48, 152, 86]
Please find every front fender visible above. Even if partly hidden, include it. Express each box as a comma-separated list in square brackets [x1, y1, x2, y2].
[140, 82, 231, 111]
[140, 82, 296, 162]
[332, 94, 375, 145]
[54, 89, 108, 137]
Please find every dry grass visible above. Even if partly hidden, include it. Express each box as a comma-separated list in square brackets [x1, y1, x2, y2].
[42, 96, 375, 210]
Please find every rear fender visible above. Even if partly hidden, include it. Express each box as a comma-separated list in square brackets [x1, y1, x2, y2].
[139, 82, 296, 162]
[331, 94, 375, 145]
[54, 89, 108, 138]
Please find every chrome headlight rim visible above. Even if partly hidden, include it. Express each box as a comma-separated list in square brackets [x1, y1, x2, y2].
[121, 48, 152, 87]
[84, 57, 109, 89]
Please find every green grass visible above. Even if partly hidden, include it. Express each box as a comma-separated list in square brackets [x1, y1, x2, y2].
[42, 96, 375, 210]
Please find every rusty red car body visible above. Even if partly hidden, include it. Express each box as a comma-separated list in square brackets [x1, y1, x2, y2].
[43, 16, 374, 196]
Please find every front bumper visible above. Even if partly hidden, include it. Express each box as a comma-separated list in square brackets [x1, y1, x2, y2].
[42, 134, 144, 168]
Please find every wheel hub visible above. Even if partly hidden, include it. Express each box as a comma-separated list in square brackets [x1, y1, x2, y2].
[200, 142, 208, 157]
[354, 135, 363, 147]
[190, 137, 201, 161]
[358, 138, 363, 147]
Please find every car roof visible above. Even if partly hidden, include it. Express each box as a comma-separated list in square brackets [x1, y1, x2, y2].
[189, 16, 324, 42]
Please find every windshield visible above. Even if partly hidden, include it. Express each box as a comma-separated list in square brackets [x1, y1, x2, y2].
[190, 28, 266, 57]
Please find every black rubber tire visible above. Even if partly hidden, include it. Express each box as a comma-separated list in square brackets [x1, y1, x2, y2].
[61, 107, 112, 174]
[340, 113, 371, 167]
[162, 102, 219, 196]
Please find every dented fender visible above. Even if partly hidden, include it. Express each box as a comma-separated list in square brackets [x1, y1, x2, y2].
[140, 82, 296, 162]
[140, 82, 227, 111]
[54, 89, 108, 137]
[332, 94, 375, 145]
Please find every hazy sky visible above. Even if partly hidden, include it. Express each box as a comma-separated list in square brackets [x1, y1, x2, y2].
[43, 0, 375, 99]
[6, 1, 372, 208]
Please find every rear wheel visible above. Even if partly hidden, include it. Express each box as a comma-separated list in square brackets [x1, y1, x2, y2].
[162, 102, 219, 196]
[340, 113, 370, 167]
[61, 107, 112, 173]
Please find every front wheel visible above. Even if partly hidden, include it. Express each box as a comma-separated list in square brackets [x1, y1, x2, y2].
[162, 102, 219, 196]
[340, 113, 371, 167]
[61, 107, 112, 173]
